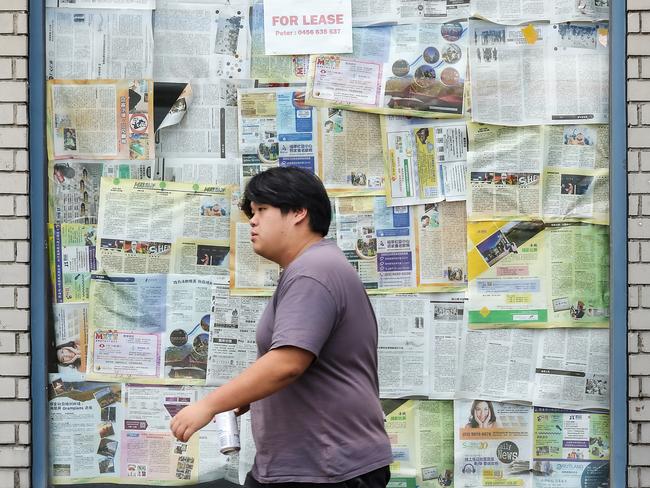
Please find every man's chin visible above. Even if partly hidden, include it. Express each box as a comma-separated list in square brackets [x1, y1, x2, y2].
[251, 243, 268, 259]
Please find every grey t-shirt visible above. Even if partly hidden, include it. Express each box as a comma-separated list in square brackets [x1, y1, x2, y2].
[250, 239, 393, 483]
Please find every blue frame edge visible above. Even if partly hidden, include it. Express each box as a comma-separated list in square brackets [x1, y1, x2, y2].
[609, 0, 628, 484]
[29, 0, 49, 486]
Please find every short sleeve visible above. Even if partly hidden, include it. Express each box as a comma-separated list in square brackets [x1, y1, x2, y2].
[270, 275, 337, 357]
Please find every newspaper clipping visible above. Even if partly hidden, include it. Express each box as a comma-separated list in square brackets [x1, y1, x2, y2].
[238, 87, 318, 186]
[384, 116, 468, 206]
[153, 0, 251, 82]
[96, 178, 232, 275]
[157, 79, 255, 158]
[306, 22, 468, 118]
[467, 221, 609, 328]
[320, 108, 385, 195]
[467, 123, 609, 223]
[469, 20, 609, 125]
[47, 79, 154, 161]
[46, 8, 153, 79]
[49, 160, 152, 224]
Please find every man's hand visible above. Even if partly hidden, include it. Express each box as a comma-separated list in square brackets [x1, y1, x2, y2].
[169, 346, 314, 441]
[170, 399, 216, 442]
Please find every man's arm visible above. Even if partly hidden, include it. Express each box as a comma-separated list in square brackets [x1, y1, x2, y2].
[170, 346, 314, 442]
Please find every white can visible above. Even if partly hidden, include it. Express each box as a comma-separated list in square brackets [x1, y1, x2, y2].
[215, 410, 240, 455]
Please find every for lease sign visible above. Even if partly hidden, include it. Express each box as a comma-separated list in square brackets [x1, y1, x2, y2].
[263, 0, 353, 55]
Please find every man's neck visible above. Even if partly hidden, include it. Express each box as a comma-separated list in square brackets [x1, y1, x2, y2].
[278, 234, 323, 268]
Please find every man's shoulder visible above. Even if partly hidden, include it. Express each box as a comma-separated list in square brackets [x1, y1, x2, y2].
[282, 241, 359, 290]
[292, 240, 347, 272]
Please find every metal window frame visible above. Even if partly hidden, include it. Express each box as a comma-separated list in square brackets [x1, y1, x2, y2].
[29, 0, 49, 486]
[28, 0, 629, 486]
[609, 0, 628, 482]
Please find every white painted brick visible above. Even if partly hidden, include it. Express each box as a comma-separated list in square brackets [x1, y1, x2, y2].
[630, 80, 650, 101]
[0, 35, 25, 56]
[630, 150, 641, 171]
[630, 264, 650, 285]
[0, 14, 13, 34]
[13, 151, 26, 171]
[629, 175, 650, 194]
[0, 470, 13, 488]
[630, 35, 650, 56]
[632, 332, 641, 354]
[0, 264, 28, 286]
[0, 424, 15, 444]
[0, 355, 29, 376]
[0, 308, 28, 330]
[0, 174, 27, 193]
[0, 446, 29, 468]
[0, 0, 27, 9]
[14, 59, 26, 79]
[15, 14, 25, 35]
[0, 196, 13, 216]
[631, 354, 650, 374]
[0, 332, 16, 353]
[630, 58, 641, 78]
[630, 445, 650, 466]
[0, 377, 14, 398]
[631, 285, 640, 307]
[0, 104, 13, 124]
[630, 128, 650, 148]
[630, 104, 640, 126]
[629, 219, 650, 238]
[16, 378, 27, 399]
[0, 59, 11, 80]
[633, 390, 650, 413]
[632, 376, 641, 396]
[14, 242, 27, 263]
[16, 333, 28, 354]
[643, 13, 650, 33]
[0, 401, 29, 421]
[15, 288, 27, 309]
[631, 241, 641, 260]
[0, 377, 16, 398]
[631, 12, 641, 32]
[631, 195, 639, 215]
[0, 241, 14, 261]
[15, 104, 26, 125]
[639, 376, 650, 397]
[14, 196, 27, 217]
[0, 127, 26, 148]
[17, 424, 27, 445]
[0, 219, 28, 239]
[0, 150, 12, 171]
[0, 82, 25, 103]
[632, 193, 640, 215]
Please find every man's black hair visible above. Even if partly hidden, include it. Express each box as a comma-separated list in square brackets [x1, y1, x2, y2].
[241, 167, 331, 237]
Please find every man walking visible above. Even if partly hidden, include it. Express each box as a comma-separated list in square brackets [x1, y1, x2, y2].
[171, 167, 392, 487]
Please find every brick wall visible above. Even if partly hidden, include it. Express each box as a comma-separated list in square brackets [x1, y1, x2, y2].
[628, 0, 650, 486]
[0, 0, 30, 487]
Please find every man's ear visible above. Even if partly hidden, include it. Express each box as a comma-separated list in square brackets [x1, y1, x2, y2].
[292, 208, 309, 226]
